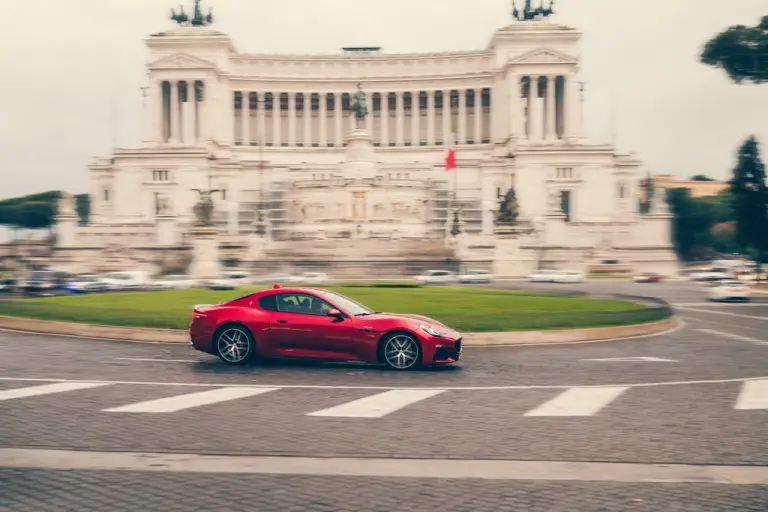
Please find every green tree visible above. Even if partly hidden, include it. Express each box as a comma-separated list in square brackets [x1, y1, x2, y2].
[75, 194, 90, 226]
[690, 174, 715, 181]
[701, 16, 768, 84]
[638, 171, 654, 214]
[729, 137, 768, 264]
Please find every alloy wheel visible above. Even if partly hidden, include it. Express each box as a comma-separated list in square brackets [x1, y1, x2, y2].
[216, 327, 252, 364]
[384, 334, 420, 370]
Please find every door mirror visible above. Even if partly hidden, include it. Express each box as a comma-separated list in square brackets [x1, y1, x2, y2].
[327, 308, 344, 318]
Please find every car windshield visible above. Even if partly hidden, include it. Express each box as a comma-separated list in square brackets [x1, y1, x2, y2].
[319, 291, 373, 316]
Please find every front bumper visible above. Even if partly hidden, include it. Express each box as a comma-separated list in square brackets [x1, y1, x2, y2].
[430, 337, 462, 364]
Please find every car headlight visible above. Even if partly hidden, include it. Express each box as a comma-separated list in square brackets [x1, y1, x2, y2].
[419, 323, 443, 337]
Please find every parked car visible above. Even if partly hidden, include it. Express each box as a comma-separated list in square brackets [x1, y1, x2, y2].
[707, 281, 751, 302]
[633, 272, 664, 283]
[458, 270, 493, 284]
[190, 284, 462, 370]
[286, 272, 329, 284]
[17, 271, 69, 295]
[61, 274, 110, 294]
[0, 277, 17, 294]
[415, 270, 456, 285]
[102, 271, 152, 291]
[528, 269, 560, 282]
[204, 271, 250, 291]
[151, 274, 199, 290]
[251, 273, 294, 285]
[690, 267, 731, 282]
[553, 270, 585, 283]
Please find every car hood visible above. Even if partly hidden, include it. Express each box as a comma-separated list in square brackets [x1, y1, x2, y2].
[361, 312, 458, 337]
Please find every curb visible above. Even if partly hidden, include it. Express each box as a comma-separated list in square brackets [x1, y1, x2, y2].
[0, 315, 677, 346]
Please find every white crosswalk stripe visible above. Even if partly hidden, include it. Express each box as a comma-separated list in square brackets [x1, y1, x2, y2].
[734, 379, 768, 410]
[524, 387, 629, 417]
[0, 382, 112, 402]
[104, 387, 279, 413]
[307, 389, 446, 418]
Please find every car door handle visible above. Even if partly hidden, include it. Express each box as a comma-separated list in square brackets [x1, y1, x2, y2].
[276, 319, 288, 324]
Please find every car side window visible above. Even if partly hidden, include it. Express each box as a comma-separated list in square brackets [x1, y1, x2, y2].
[257, 294, 278, 311]
[275, 293, 334, 316]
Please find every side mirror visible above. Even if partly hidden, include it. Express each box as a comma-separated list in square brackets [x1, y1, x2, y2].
[327, 308, 344, 318]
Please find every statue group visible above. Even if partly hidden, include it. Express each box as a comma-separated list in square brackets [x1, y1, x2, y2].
[511, 0, 555, 22]
[170, 0, 213, 27]
[350, 83, 368, 128]
[191, 188, 220, 226]
[495, 187, 520, 225]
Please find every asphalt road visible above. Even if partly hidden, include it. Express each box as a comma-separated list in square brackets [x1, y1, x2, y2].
[1, 280, 767, 511]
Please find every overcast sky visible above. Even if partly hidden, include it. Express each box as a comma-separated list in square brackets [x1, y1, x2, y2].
[1, 0, 766, 201]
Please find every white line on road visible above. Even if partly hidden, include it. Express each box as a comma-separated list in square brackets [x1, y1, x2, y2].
[694, 329, 768, 345]
[307, 389, 446, 418]
[6, 448, 767, 484]
[524, 386, 628, 417]
[1, 375, 766, 391]
[583, 357, 677, 362]
[0, 382, 111, 402]
[672, 306, 768, 321]
[112, 357, 204, 363]
[673, 302, 768, 307]
[104, 387, 279, 413]
[735, 379, 768, 410]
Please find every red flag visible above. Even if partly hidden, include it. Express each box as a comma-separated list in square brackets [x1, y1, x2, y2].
[444, 131, 456, 171]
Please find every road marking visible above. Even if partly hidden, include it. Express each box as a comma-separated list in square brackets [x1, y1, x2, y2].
[672, 306, 768, 321]
[1, 375, 766, 391]
[0, 382, 111, 402]
[735, 379, 768, 410]
[525, 387, 628, 417]
[695, 329, 768, 345]
[113, 357, 204, 363]
[5, 448, 768, 484]
[307, 389, 445, 418]
[583, 357, 676, 362]
[103, 387, 279, 413]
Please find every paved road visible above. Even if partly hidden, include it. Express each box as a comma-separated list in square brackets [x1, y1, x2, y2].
[1, 280, 766, 511]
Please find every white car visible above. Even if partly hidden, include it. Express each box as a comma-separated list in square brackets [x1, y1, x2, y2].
[528, 269, 560, 282]
[102, 271, 152, 290]
[415, 270, 456, 285]
[204, 271, 251, 290]
[287, 272, 329, 284]
[553, 270, 585, 283]
[707, 281, 751, 302]
[252, 273, 294, 285]
[150, 274, 199, 290]
[458, 270, 493, 283]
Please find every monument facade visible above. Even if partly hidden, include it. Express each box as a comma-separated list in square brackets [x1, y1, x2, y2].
[53, 1, 679, 277]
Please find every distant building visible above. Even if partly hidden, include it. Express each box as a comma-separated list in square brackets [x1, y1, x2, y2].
[651, 174, 727, 198]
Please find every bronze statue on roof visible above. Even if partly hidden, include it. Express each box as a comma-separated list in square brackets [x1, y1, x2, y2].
[511, 0, 555, 22]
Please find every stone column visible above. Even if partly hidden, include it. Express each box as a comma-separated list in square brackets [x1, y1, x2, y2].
[411, 91, 420, 146]
[303, 93, 312, 146]
[241, 91, 250, 146]
[257, 92, 266, 147]
[458, 89, 467, 144]
[473, 88, 483, 143]
[491, 73, 507, 144]
[273, 93, 282, 147]
[148, 79, 162, 142]
[287, 92, 296, 146]
[334, 92, 343, 145]
[427, 90, 435, 145]
[529, 77, 544, 142]
[565, 73, 582, 140]
[169, 80, 180, 143]
[380, 93, 389, 146]
[481, 174, 494, 235]
[318, 92, 327, 146]
[365, 92, 374, 136]
[395, 91, 404, 146]
[182, 93, 195, 145]
[442, 89, 451, 145]
[509, 74, 523, 140]
[546, 76, 557, 141]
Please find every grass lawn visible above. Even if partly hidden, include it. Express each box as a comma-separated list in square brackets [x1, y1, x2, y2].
[0, 285, 669, 333]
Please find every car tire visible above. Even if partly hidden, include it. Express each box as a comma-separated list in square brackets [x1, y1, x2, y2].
[381, 332, 422, 371]
[214, 325, 256, 365]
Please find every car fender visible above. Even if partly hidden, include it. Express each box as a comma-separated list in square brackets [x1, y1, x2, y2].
[375, 327, 424, 362]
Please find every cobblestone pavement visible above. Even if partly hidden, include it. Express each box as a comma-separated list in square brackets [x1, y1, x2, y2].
[1, 469, 767, 512]
[1, 281, 766, 510]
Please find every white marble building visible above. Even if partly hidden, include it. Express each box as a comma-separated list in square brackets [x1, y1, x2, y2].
[54, 13, 678, 277]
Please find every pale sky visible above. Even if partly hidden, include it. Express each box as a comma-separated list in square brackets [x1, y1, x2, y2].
[1, 0, 766, 201]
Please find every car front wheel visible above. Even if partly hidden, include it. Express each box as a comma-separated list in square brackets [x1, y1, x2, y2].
[214, 325, 255, 365]
[382, 333, 422, 371]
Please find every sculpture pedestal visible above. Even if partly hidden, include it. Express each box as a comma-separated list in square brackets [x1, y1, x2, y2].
[188, 227, 220, 279]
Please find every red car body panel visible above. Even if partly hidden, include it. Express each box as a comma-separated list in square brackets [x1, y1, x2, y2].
[189, 286, 462, 366]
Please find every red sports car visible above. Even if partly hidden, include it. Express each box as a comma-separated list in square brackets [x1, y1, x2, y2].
[189, 285, 462, 370]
